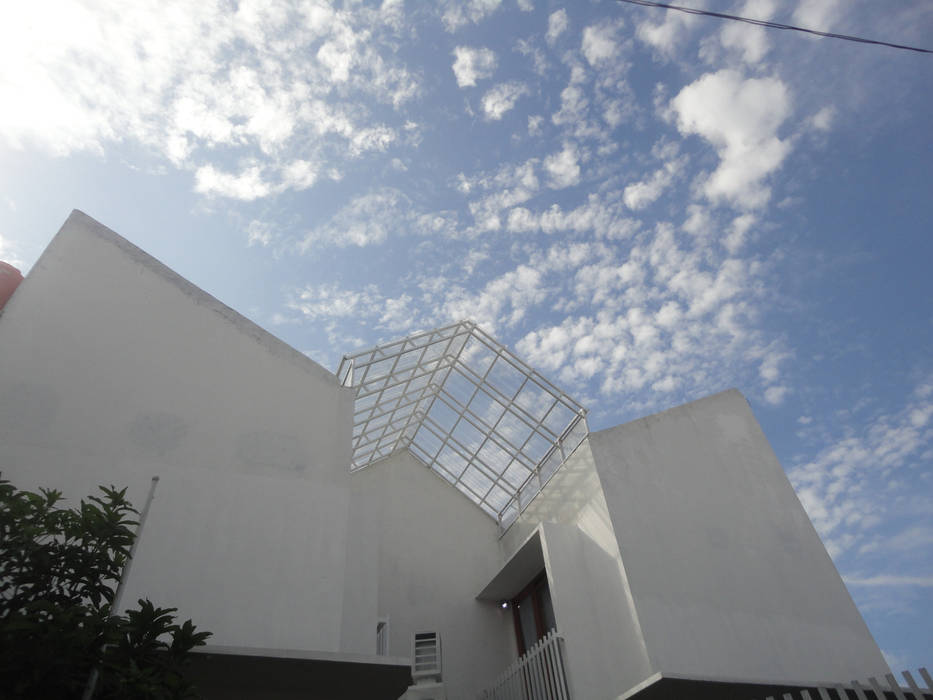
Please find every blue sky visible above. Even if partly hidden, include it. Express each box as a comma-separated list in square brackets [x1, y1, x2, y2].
[1, 0, 931, 671]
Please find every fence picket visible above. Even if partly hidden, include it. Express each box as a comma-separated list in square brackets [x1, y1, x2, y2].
[484, 643, 931, 700]
[541, 635, 554, 699]
[744, 670, 932, 700]
[480, 631, 571, 700]
[885, 673, 908, 700]
[532, 637, 546, 699]
[555, 632, 570, 700]
[919, 669, 933, 692]
[903, 670, 924, 699]
[868, 677, 887, 699]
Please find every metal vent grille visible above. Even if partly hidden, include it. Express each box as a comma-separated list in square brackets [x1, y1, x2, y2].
[412, 631, 441, 682]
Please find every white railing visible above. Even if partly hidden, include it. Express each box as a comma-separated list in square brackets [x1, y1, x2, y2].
[750, 665, 933, 699]
[481, 630, 571, 700]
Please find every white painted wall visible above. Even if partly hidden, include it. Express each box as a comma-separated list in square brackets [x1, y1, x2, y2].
[500, 440, 653, 700]
[589, 389, 890, 685]
[0, 211, 358, 652]
[346, 450, 514, 700]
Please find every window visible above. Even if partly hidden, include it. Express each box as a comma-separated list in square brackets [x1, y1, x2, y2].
[376, 618, 389, 656]
[511, 571, 556, 655]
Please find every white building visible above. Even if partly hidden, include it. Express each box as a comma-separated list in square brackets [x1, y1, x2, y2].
[0, 211, 890, 699]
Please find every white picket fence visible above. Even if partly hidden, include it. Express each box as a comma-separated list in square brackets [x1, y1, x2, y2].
[480, 629, 572, 700]
[751, 666, 933, 700]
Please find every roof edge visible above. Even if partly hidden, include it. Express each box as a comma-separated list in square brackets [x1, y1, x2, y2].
[48, 210, 343, 389]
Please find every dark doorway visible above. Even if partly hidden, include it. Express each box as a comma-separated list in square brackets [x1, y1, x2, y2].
[511, 571, 556, 655]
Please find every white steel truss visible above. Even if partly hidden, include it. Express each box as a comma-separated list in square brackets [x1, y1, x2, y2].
[337, 320, 588, 531]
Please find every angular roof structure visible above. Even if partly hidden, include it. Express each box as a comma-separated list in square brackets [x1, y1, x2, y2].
[337, 321, 588, 530]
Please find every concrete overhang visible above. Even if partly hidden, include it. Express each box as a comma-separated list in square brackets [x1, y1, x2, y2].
[476, 528, 544, 601]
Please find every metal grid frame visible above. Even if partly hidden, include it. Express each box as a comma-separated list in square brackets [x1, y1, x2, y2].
[337, 320, 588, 531]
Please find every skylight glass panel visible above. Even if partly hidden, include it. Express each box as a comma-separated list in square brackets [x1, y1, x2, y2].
[337, 320, 588, 530]
[486, 357, 526, 400]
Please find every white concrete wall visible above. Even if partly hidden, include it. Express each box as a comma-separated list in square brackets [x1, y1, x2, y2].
[346, 450, 513, 700]
[589, 389, 890, 685]
[500, 440, 653, 700]
[0, 211, 359, 652]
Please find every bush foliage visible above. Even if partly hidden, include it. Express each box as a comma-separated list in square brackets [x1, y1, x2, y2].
[0, 477, 210, 698]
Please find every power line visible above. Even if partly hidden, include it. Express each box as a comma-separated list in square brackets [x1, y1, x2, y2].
[615, 0, 933, 55]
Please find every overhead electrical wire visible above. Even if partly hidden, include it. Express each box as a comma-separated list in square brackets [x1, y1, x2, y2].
[614, 0, 933, 55]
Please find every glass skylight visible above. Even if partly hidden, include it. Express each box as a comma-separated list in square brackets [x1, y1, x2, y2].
[337, 321, 588, 531]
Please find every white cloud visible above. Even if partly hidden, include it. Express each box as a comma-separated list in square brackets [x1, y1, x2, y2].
[288, 283, 381, 320]
[441, 0, 503, 32]
[514, 38, 548, 77]
[807, 106, 836, 132]
[481, 82, 530, 120]
[516, 0, 534, 11]
[757, 347, 788, 383]
[725, 213, 755, 253]
[443, 265, 546, 331]
[194, 164, 273, 201]
[0, 233, 22, 267]
[301, 188, 460, 249]
[281, 159, 319, 190]
[544, 142, 582, 189]
[511, 219, 779, 405]
[452, 46, 498, 88]
[546, 9, 568, 45]
[459, 159, 540, 196]
[0, 0, 418, 198]
[878, 525, 933, 552]
[378, 293, 416, 332]
[348, 126, 396, 155]
[764, 385, 789, 405]
[670, 69, 792, 209]
[317, 29, 358, 82]
[602, 99, 629, 128]
[793, 0, 843, 31]
[623, 157, 683, 210]
[246, 220, 275, 247]
[504, 194, 637, 240]
[301, 189, 402, 249]
[464, 159, 541, 232]
[582, 22, 621, 66]
[636, 3, 701, 58]
[789, 381, 933, 559]
[281, 174, 787, 425]
[552, 85, 588, 126]
[718, 0, 775, 64]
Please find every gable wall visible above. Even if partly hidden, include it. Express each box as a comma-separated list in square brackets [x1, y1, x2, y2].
[499, 439, 653, 700]
[589, 389, 889, 685]
[0, 212, 357, 652]
[345, 450, 512, 699]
